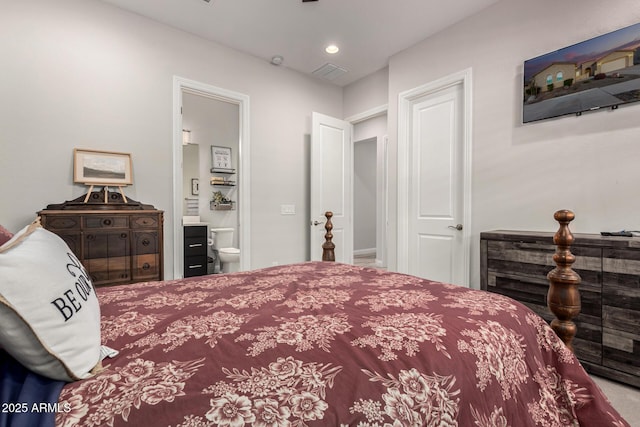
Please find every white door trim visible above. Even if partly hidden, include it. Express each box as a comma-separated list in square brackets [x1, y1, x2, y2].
[344, 104, 388, 124]
[172, 76, 251, 278]
[397, 69, 473, 285]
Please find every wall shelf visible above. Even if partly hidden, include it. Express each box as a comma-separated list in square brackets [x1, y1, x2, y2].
[210, 168, 236, 210]
[210, 168, 236, 174]
[210, 201, 235, 211]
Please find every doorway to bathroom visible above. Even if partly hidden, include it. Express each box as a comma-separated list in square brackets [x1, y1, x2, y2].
[172, 77, 250, 278]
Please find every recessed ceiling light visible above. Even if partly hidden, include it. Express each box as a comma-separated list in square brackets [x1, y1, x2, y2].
[325, 45, 339, 54]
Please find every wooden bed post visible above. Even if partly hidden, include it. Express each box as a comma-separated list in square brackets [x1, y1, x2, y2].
[547, 209, 581, 352]
[322, 211, 335, 262]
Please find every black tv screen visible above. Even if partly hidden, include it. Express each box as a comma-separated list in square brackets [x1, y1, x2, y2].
[523, 22, 640, 123]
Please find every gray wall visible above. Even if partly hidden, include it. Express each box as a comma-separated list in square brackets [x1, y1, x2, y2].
[4, 0, 640, 286]
[0, 0, 342, 278]
[382, 0, 640, 286]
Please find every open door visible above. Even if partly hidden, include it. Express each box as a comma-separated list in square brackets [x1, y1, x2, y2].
[310, 112, 353, 263]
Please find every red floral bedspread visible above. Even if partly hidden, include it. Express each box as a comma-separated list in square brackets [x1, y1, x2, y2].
[55, 262, 629, 427]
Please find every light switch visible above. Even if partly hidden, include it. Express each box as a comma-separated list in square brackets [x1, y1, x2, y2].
[281, 204, 296, 215]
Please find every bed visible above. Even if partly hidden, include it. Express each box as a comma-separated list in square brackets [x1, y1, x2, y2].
[0, 211, 630, 426]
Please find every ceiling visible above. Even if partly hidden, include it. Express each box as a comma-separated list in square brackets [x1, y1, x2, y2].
[98, 0, 500, 86]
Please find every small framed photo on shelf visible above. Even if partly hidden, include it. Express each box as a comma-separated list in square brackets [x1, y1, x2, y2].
[73, 148, 132, 185]
[211, 145, 233, 171]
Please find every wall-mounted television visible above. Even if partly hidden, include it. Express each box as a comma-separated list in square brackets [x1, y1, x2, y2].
[523, 22, 640, 123]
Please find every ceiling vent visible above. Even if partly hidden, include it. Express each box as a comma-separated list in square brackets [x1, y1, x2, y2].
[312, 63, 348, 80]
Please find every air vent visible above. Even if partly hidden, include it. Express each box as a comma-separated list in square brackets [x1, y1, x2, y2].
[312, 63, 348, 80]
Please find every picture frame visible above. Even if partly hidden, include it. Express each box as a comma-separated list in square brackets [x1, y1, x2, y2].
[73, 149, 133, 185]
[211, 145, 233, 171]
[191, 178, 199, 195]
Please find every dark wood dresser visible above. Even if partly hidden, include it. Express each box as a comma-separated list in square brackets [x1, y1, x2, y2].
[38, 190, 163, 287]
[480, 230, 640, 388]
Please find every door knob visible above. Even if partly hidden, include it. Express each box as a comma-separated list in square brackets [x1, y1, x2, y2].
[311, 220, 324, 226]
[448, 224, 463, 231]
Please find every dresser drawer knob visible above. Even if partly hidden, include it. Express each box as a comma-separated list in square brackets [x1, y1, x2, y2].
[102, 219, 112, 226]
[142, 263, 151, 270]
[121, 233, 128, 239]
[142, 239, 150, 246]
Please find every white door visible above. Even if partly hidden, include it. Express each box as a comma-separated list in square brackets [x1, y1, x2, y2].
[398, 70, 472, 285]
[310, 112, 353, 263]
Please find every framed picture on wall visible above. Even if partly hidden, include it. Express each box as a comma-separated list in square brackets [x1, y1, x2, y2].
[211, 146, 233, 171]
[191, 178, 199, 195]
[73, 148, 133, 185]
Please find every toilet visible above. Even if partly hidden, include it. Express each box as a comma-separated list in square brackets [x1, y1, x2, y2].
[210, 228, 240, 273]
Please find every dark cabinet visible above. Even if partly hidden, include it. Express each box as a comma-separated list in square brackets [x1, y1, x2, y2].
[38, 190, 163, 287]
[184, 225, 208, 277]
[481, 230, 640, 388]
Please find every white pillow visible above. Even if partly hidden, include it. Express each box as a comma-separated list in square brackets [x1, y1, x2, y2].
[0, 219, 102, 381]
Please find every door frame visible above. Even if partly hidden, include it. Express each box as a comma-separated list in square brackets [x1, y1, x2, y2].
[345, 105, 388, 268]
[397, 68, 472, 285]
[172, 76, 251, 278]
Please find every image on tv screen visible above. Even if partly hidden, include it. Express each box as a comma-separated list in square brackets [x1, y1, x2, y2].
[523, 22, 640, 123]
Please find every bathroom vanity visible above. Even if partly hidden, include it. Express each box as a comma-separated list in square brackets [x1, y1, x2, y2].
[183, 224, 208, 277]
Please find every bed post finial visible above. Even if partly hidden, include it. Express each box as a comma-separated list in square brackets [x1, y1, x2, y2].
[322, 211, 335, 262]
[547, 209, 581, 352]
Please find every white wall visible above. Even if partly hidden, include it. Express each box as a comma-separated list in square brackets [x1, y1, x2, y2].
[343, 67, 389, 118]
[5, 0, 640, 284]
[385, 0, 640, 286]
[0, 0, 343, 277]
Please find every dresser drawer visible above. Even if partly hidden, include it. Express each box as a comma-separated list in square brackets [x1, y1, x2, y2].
[184, 256, 207, 277]
[40, 215, 81, 231]
[85, 216, 129, 229]
[85, 255, 131, 286]
[185, 236, 207, 256]
[132, 231, 159, 255]
[132, 253, 160, 281]
[131, 215, 160, 229]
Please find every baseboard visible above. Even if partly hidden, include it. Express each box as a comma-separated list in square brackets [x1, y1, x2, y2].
[353, 248, 376, 257]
